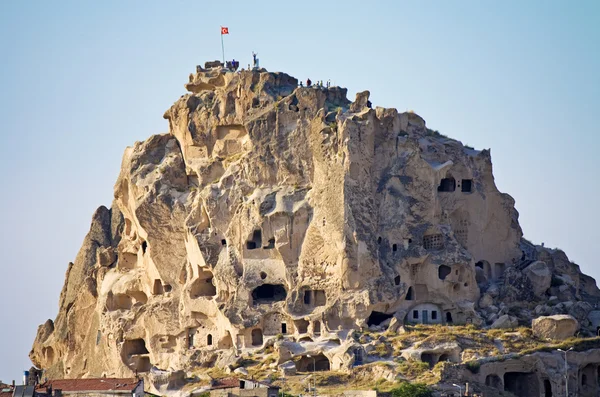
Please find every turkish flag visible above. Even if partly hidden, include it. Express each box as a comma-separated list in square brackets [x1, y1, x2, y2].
[221, 27, 229, 35]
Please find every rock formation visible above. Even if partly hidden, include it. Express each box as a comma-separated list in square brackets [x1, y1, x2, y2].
[30, 66, 600, 393]
[532, 314, 579, 340]
[440, 343, 600, 397]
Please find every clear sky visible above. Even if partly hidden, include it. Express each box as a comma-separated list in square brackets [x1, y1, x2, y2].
[0, 0, 598, 383]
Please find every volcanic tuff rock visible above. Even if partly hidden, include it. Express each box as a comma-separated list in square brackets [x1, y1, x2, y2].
[532, 314, 579, 340]
[31, 66, 600, 385]
[439, 345, 600, 397]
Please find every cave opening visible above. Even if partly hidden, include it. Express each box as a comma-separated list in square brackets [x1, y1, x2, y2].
[153, 279, 164, 295]
[461, 179, 473, 192]
[263, 238, 275, 249]
[251, 329, 263, 346]
[246, 230, 262, 250]
[303, 290, 311, 305]
[313, 320, 321, 334]
[438, 265, 452, 280]
[421, 353, 436, 368]
[544, 379, 552, 397]
[486, 374, 502, 389]
[437, 177, 456, 192]
[251, 284, 287, 304]
[295, 319, 309, 334]
[504, 372, 540, 397]
[190, 269, 216, 298]
[297, 354, 330, 372]
[123, 338, 149, 356]
[367, 311, 394, 326]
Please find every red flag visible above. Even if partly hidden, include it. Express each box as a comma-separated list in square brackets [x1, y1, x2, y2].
[221, 27, 229, 35]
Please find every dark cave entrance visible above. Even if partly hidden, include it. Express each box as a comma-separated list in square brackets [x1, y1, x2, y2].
[251, 284, 287, 304]
[366, 311, 394, 326]
[504, 372, 540, 397]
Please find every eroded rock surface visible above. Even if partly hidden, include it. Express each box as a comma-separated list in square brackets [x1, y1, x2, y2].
[532, 314, 579, 340]
[30, 67, 600, 386]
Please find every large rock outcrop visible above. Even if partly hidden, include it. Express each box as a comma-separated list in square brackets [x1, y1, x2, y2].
[523, 261, 552, 297]
[30, 66, 600, 383]
[532, 314, 579, 340]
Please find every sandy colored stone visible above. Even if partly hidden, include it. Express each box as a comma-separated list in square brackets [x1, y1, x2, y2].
[532, 314, 579, 340]
[29, 67, 600, 387]
[278, 360, 297, 376]
[523, 261, 551, 296]
[441, 348, 600, 397]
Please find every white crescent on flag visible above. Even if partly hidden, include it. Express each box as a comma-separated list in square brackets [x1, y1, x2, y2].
[221, 27, 229, 35]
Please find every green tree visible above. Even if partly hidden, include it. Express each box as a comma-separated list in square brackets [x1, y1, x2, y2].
[390, 382, 433, 397]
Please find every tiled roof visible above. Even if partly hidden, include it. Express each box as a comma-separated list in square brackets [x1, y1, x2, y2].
[37, 378, 140, 392]
[0, 390, 13, 397]
[210, 378, 241, 390]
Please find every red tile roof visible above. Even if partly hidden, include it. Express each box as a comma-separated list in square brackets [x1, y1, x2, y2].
[37, 378, 140, 392]
[210, 377, 241, 390]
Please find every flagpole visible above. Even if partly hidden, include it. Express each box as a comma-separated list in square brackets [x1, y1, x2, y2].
[221, 29, 225, 64]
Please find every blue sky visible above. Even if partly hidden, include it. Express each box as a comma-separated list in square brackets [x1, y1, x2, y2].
[0, 0, 598, 383]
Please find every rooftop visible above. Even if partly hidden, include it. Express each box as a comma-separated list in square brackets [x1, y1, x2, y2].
[209, 378, 278, 390]
[36, 378, 140, 393]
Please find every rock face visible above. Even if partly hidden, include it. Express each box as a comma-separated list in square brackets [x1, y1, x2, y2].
[523, 261, 552, 297]
[532, 314, 579, 340]
[441, 347, 600, 397]
[30, 66, 600, 381]
[490, 315, 518, 329]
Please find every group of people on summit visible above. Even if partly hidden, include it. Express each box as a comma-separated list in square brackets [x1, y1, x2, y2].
[301, 78, 331, 88]
[207, 53, 335, 91]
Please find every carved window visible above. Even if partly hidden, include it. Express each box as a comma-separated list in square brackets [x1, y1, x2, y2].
[437, 178, 456, 192]
[461, 179, 473, 192]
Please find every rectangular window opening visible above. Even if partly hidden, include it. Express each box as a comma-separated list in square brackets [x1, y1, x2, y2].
[461, 179, 473, 192]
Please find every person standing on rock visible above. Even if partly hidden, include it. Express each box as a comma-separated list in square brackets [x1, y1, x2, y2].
[306, 78, 312, 87]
